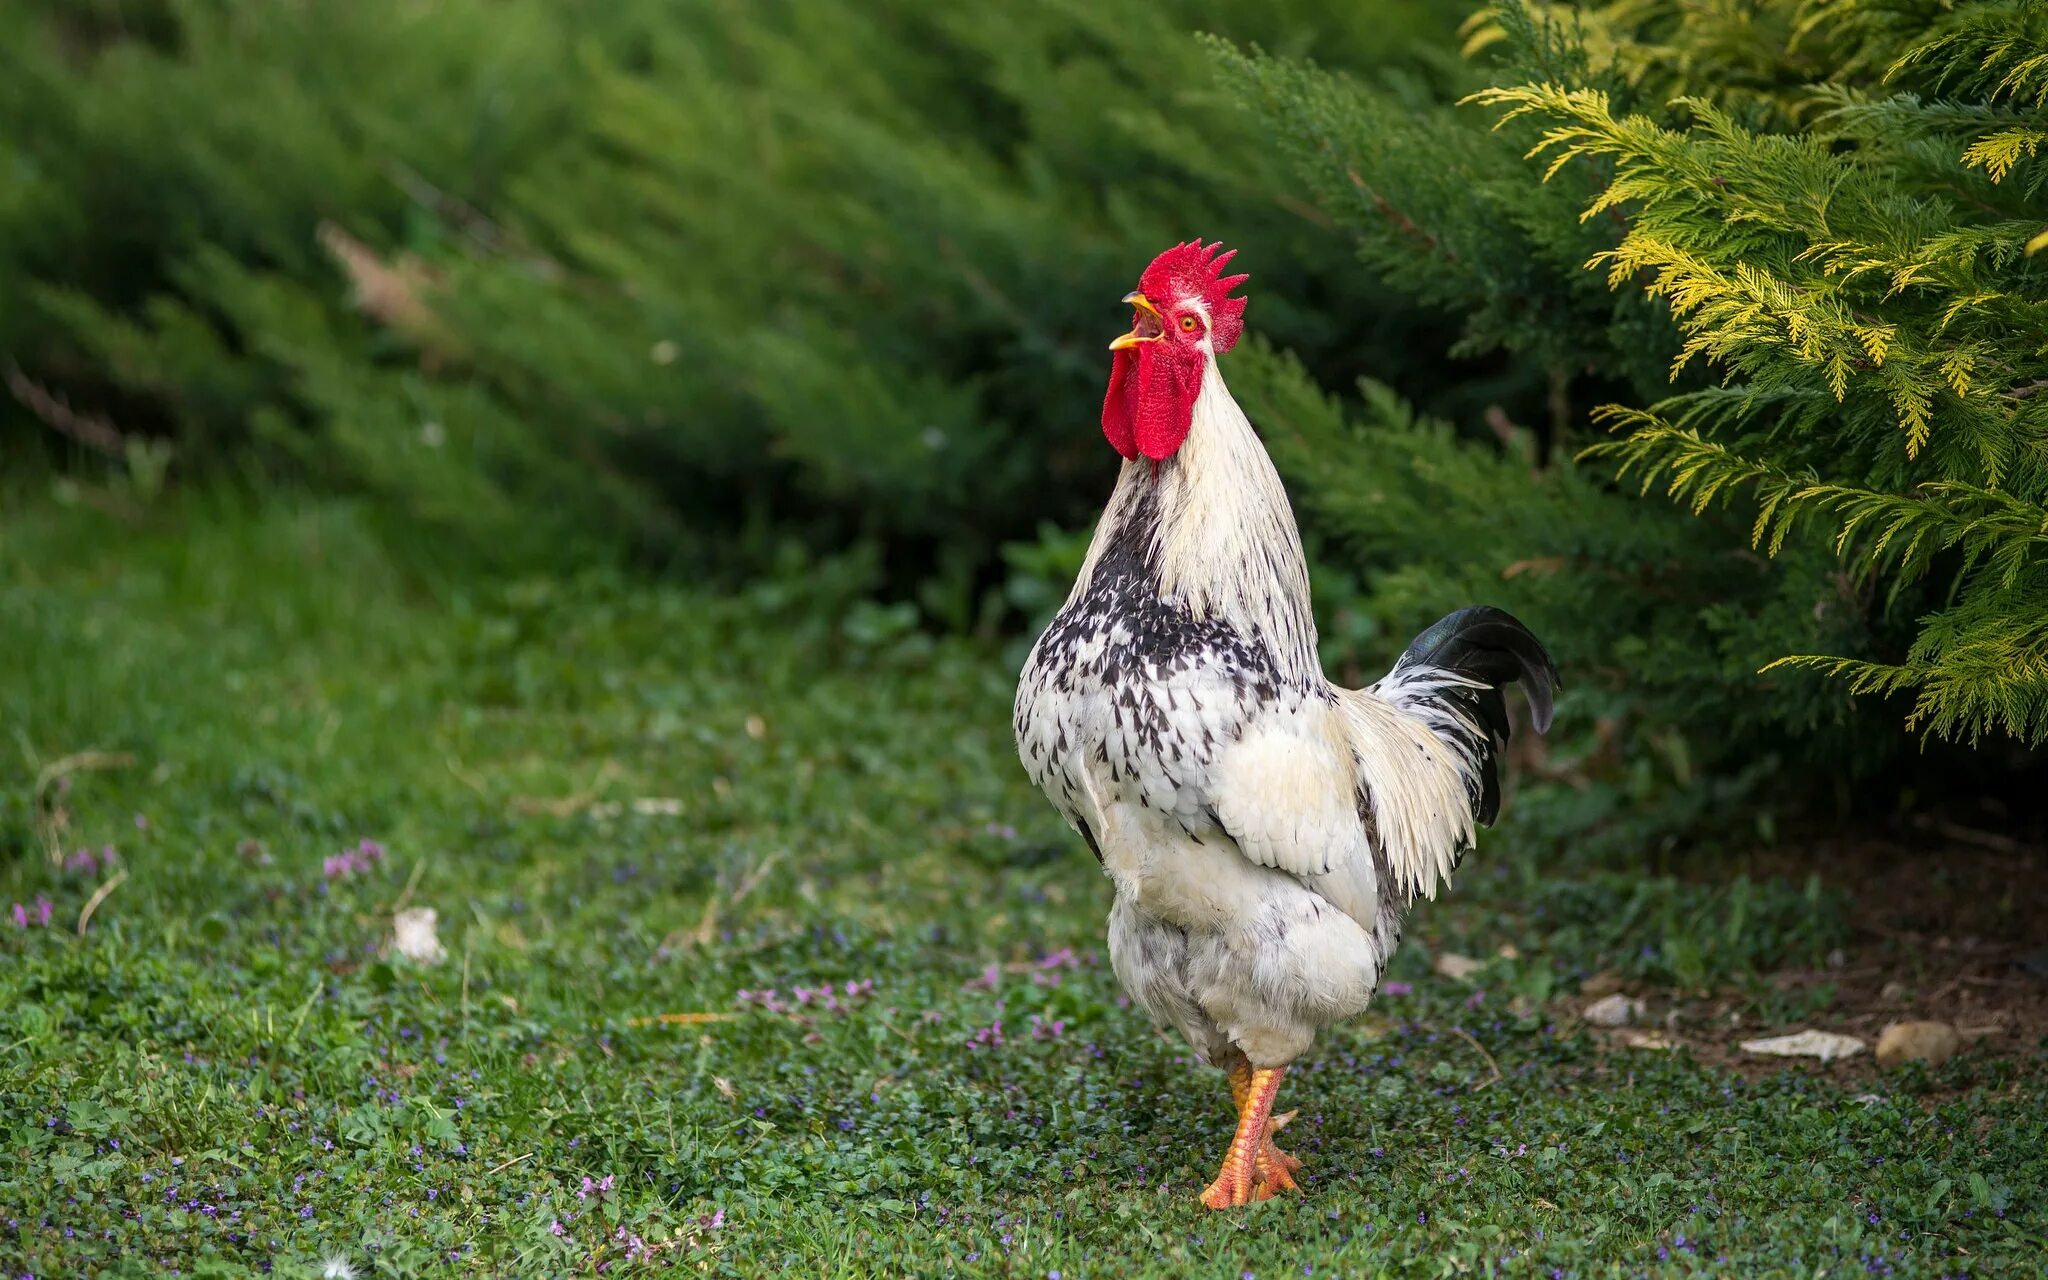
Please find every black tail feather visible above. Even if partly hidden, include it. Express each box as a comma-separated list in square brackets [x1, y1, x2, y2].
[1392, 606, 1560, 825]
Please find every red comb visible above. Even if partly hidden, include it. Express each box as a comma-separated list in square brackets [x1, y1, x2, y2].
[1137, 240, 1250, 352]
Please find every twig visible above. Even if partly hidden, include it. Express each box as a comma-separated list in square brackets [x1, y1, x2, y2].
[626, 1013, 736, 1027]
[510, 760, 621, 817]
[1925, 819, 2019, 854]
[1448, 1026, 1503, 1090]
[729, 851, 783, 907]
[687, 889, 720, 949]
[4, 360, 130, 458]
[76, 870, 128, 937]
[484, 1151, 535, 1177]
[34, 750, 137, 800]
[1923, 975, 1967, 1006]
[391, 857, 429, 914]
[873, 1013, 923, 1047]
[460, 937, 473, 1034]
[444, 754, 489, 796]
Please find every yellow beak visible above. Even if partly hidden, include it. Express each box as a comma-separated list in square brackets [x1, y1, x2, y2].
[1110, 292, 1164, 350]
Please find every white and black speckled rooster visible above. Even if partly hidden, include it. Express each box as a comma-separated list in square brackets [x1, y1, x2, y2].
[1013, 241, 1558, 1209]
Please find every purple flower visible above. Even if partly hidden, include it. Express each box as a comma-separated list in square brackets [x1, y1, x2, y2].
[1381, 981, 1413, 996]
[322, 839, 387, 881]
[964, 964, 1001, 992]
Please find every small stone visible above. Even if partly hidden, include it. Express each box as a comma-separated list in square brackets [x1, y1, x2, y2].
[1623, 1031, 1676, 1051]
[1875, 1020, 1960, 1068]
[1579, 970, 1625, 999]
[1433, 952, 1484, 981]
[1583, 994, 1642, 1027]
[1879, 980, 1908, 1002]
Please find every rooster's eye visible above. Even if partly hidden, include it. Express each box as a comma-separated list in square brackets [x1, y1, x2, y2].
[1179, 315, 1200, 333]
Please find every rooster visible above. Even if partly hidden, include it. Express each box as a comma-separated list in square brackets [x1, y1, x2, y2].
[1013, 242, 1558, 1209]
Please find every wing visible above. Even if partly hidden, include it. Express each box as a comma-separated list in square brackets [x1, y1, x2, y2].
[1207, 695, 1385, 927]
[1209, 685, 1485, 923]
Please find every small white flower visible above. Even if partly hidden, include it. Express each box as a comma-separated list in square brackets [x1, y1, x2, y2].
[321, 1256, 357, 1280]
[420, 420, 446, 448]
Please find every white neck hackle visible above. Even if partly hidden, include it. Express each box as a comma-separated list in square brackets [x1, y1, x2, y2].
[1073, 360, 1322, 685]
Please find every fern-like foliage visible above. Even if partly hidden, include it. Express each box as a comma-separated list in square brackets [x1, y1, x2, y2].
[1223, 0, 2048, 748]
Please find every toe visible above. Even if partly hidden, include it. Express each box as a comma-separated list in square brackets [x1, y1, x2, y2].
[1199, 1173, 1250, 1210]
[1257, 1161, 1299, 1194]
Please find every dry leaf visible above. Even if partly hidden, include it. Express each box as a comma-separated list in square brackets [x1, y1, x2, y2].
[392, 907, 446, 965]
[1434, 953, 1484, 981]
[1740, 1029, 1865, 1062]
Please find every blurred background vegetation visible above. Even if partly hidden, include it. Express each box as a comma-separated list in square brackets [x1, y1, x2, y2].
[5, 0, 2044, 853]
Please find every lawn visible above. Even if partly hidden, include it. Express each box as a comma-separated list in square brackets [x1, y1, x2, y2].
[2, 494, 2041, 1278]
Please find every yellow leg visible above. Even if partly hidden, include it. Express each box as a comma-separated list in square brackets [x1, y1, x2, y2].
[1226, 1060, 1303, 1190]
[1201, 1065, 1293, 1209]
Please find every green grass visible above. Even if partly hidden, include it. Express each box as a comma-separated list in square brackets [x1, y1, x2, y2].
[2, 493, 2041, 1278]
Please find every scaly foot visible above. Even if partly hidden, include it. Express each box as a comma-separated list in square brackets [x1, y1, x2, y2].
[1255, 1109, 1302, 1193]
[1224, 1061, 1304, 1197]
[1200, 1064, 1294, 1209]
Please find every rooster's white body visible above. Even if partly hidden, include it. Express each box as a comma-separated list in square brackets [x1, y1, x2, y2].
[1013, 241, 1553, 1206]
[1015, 360, 1500, 1067]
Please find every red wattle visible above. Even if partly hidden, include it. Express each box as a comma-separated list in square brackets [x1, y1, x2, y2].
[1102, 348, 1138, 459]
[1133, 348, 1199, 461]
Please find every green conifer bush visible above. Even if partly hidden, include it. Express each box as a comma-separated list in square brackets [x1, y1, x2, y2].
[0, 0, 1465, 591]
[1215, 0, 2048, 755]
